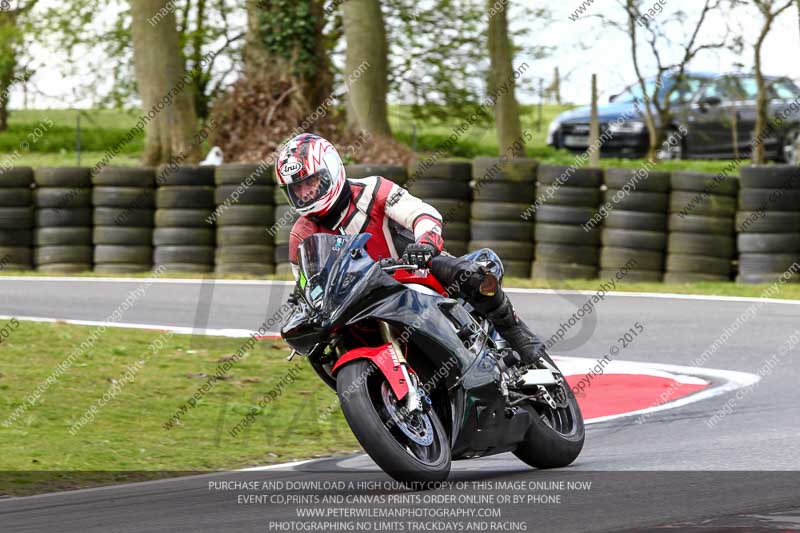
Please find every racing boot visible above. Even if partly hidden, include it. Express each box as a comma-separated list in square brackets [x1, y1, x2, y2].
[476, 291, 548, 369]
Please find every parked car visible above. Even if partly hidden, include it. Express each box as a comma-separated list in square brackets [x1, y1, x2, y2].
[546, 72, 800, 163]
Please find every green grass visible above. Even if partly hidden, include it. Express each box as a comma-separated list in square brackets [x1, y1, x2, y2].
[0, 321, 357, 495]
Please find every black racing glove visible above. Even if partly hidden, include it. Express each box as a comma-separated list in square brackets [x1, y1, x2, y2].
[402, 243, 438, 268]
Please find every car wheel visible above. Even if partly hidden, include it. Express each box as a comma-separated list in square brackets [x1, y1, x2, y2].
[782, 127, 800, 165]
[656, 129, 685, 160]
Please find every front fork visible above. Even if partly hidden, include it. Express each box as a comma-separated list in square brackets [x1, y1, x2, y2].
[379, 321, 427, 414]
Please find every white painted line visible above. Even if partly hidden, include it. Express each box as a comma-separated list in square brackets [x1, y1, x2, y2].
[237, 459, 316, 472]
[1, 315, 281, 339]
[1, 276, 799, 305]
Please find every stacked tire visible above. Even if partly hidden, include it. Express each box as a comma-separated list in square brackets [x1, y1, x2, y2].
[272, 185, 297, 277]
[33, 167, 93, 273]
[214, 164, 275, 275]
[665, 171, 738, 283]
[532, 165, 602, 280]
[154, 166, 216, 273]
[346, 164, 407, 187]
[600, 168, 671, 282]
[469, 158, 536, 277]
[406, 162, 472, 257]
[735, 165, 800, 284]
[0, 167, 34, 271]
[92, 167, 155, 273]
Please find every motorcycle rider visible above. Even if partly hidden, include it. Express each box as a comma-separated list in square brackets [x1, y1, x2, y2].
[276, 133, 546, 368]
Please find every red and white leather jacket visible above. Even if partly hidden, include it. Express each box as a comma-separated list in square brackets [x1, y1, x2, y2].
[288, 176, 443, 271]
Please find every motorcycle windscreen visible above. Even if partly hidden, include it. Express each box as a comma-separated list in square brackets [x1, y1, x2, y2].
[298, 234, 365, 310]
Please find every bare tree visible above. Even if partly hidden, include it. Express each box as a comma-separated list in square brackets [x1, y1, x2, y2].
[0, 0, 36, 132]
[751, 0, 794, 163]
[487, 0, 524, 156]
[341, 0, 392, 136]
[589, 74, 600, 166]
[607, 0, 729, 161]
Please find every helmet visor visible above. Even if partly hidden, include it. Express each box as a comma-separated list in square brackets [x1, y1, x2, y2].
[284, 167, 333, 211]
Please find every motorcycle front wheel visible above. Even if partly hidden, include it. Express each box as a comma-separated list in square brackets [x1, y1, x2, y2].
[337, 359, 451, 483]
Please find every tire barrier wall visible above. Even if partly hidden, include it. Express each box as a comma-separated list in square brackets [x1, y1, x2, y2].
[0, 163, 799, 284]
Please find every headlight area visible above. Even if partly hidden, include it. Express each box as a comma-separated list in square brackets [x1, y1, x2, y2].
[607, 120, 646, 134]
[546, 120, 561, 145]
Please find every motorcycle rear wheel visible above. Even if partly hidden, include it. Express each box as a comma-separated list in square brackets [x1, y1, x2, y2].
[337, 360, 451, 483]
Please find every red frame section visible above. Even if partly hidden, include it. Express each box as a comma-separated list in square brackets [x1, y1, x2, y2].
[392, 270, 447, 295]
[332, 343, 409, 400]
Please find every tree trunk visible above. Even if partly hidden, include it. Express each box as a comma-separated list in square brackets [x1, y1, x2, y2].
[0, 11, 19, 133]
[341, 0, 391, 136]
[554, 67, 561, 105]
[589, 74, 600, 166]
[130, 0, 201, 165]
[753, 20, 771, 165]
[487, 0, 524, 156]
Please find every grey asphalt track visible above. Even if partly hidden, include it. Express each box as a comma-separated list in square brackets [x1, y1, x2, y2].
[1, 277, 799, 532]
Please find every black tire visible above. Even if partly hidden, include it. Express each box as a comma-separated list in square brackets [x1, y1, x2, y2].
[468, 240, 533, 260]
[739, 165, 800, 189]
[668, 233, 734, 257]
[34, 167, 91, 187]
[600, 247, 664, 271]
[155, 209, 213, 228]
[0, 246, 32, 264]
[445, 241, 469, 257]
[604, 168, 670, 192]
[156, 186, 214, 209]
[604, 210, 667, 231]
[0, 167, 34, 187]
[94, 245, 153, 264]
[472, 157, 537, 183]
[670, 171, 739, 196]
[336, 359, 451, 483]
[426, 199, 469, 223]
[0, 188, 32, 207]
[602, 228, 666, 251]
[473, 182, 535, 203]
[154, 246, 214, 264]
[737, 272, 800, 284]
[92, 187, 155, 208]
[535, 205, 596, 225]
[0, 207, 33, 229]
[216, 205, 274, 226]
[739, 253, 800, 274]
[345, 164, 407, 184]
[0, 263, 32, 272]
[536, 185, 600, 207]
[669, 213, 734, 235]
[470, 202, 529, 221]
[531, 261, 597, 280]
[34, 188, 92, 208]
[94, 227, 153, 245]
[36, 263, 91, 274]
[407, 161, 471, 182]
[215, 163, 273, 186]
[274, 187, 288, 205]
[535, 223, 600, 245]
[738, 233, 800, 253]
[604, 189, 668, 213]
[0, 229, 32, 246]
[35, 227, 92, 246]
[35, 208, 92, 228]
[153, 227, 214, 246]
[156, 165, 215, 186]
[93, 166, 155, 187]
[214, 263, 275, 275]
[470, 221, 533, 241]
[664, 271, 731, 283]
[501, 260, 531, 278]
[153, 263, 213, 273]
[217, 226, 273, 246]
[735, 211, 800, 233]
[441, 222, 469, 242]
[35, 245, 92, 265]
[214, 185, 274, 206]
[275, 262, 294, 277]
[737, 189, 800, 212]
[671, 191, 736, 216]
[94, 208, 154, 227]
[512, 353, 585, 469]
[407, 180, 471, 201]
[537, 165, 602, 188]
[666, 254, 732, 275]
[598, 269, 662, 283]
[535, 243, 599, 265]
[274, 244, 289, 263]
[93, 263, 152, 274]
[215, 245, 274, 263]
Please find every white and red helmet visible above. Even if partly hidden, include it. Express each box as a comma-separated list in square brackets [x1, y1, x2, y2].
[275, 134, 346, 217]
